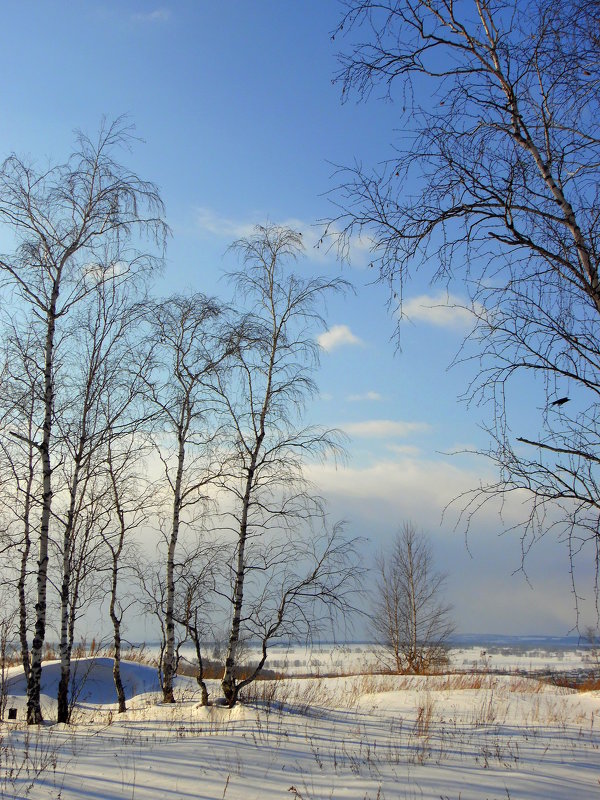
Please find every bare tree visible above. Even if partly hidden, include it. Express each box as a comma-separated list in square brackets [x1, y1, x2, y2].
[145, 294, 233, 704]
[54, 283, 152, 723]
[214, 224, 351, 706]
[101, 432, 154, 713]
[372, 523, 454, 674]
[171, 537, 221, 706]
[136, 561, 173, 693]
[0, 328, 43, 700]
[330, 0, 600, 605]
[0, 118, 166, 723]
[232, 523, 362, 705]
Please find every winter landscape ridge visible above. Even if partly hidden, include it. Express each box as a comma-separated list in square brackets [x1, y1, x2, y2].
[1, 641, 599, 800]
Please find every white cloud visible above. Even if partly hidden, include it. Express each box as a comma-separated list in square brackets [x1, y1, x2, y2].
[346, 391, 382, 402]
[195, 209, 335, 261]
[131, 8, 171, 23]
[341, 419, 431, 438]
[195, 208, 256, 240]
[193, 209, 372, 266]
[385, 443, 421, 456]
[317, 324, 363, 352]
[402, 292, 478, 329]
[305, 457, 485, 523]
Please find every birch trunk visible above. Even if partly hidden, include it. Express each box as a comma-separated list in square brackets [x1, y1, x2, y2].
[221, 270, 276, 706]
[27, 278, 59, 726]
[190, 628, 208, 706]
[108, 460, 128, 713]
[57, 451, 84, 724]
[221, 461, 255, 707]
[162, 429, 186, 704]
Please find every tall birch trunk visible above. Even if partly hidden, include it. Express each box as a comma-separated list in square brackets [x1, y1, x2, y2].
[162, 429, 186, 704]
[107, 454, 128, 713]
[110, 586, 127, 714]
[27, 278, 59, 726]
[221, 292, 275, 707]
[221, 464, 254, 707]
[222, 388, 270, 707]
[57, 450, 84, 724]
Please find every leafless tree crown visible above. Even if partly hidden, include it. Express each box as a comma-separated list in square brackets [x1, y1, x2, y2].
[330, 0, 600, 608]
[372, 523, 454, 674]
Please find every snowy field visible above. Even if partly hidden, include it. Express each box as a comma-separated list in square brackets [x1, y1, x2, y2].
[1, 650, 599, 799]
[228, 640, 596, 677]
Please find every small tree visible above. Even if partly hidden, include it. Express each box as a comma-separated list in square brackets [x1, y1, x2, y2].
[100, 430, 154, 714]
[171, 537, 220, 707]
[232, 522, 362, 705]
[372, 523, 454, 674]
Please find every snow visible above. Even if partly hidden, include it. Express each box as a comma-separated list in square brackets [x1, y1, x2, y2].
[229, 641, 594, 677]
[2, 654, 599, 799]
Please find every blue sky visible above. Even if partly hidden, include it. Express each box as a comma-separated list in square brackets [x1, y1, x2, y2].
[0, 2, 590, 635]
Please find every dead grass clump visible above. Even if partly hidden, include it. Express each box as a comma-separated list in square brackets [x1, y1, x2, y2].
[175, 656, 284, 682]
[550, 674, 600, 692]
[239, 676, 336, 714]
[578, 676, 600, 691]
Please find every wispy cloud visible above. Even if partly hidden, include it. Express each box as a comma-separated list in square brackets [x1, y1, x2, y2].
[131, 8, 171, 23]
[346, 391, 382, 402]
[385, 443, 422, 456]
[341, 419, 431, 438]
[317, 324, 363, 352]
[194, 208, 371, 266]
[402, 292, 478, 329]
[304, 456, 488, 520]
[195, 208, 256, 240]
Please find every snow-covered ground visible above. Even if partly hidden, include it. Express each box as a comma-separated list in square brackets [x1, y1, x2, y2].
[242, 641, 594, 676]
[1, 654, 599, 799]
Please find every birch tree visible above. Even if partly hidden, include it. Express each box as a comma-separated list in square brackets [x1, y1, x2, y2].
[146, 294, 233, 704]
[216, 224, 351, 706]
[372, 523, 454, 674]
[54, 282, 150, 723]
[171, 538, 220, 706]
[101, 432, 154, 713]
[0, 328, 43, 700]
[330, 0, 600, 602]
[230, 523, 362, 704]
[0, 118, 166, 723]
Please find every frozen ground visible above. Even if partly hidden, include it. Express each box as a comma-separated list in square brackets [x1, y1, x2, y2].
[1, 654, 599, 799]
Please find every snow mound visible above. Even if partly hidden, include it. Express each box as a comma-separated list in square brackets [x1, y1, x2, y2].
[6, 658, 162, 705]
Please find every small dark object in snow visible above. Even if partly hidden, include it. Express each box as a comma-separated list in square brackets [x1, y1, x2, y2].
[550, 396, 570, 406]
